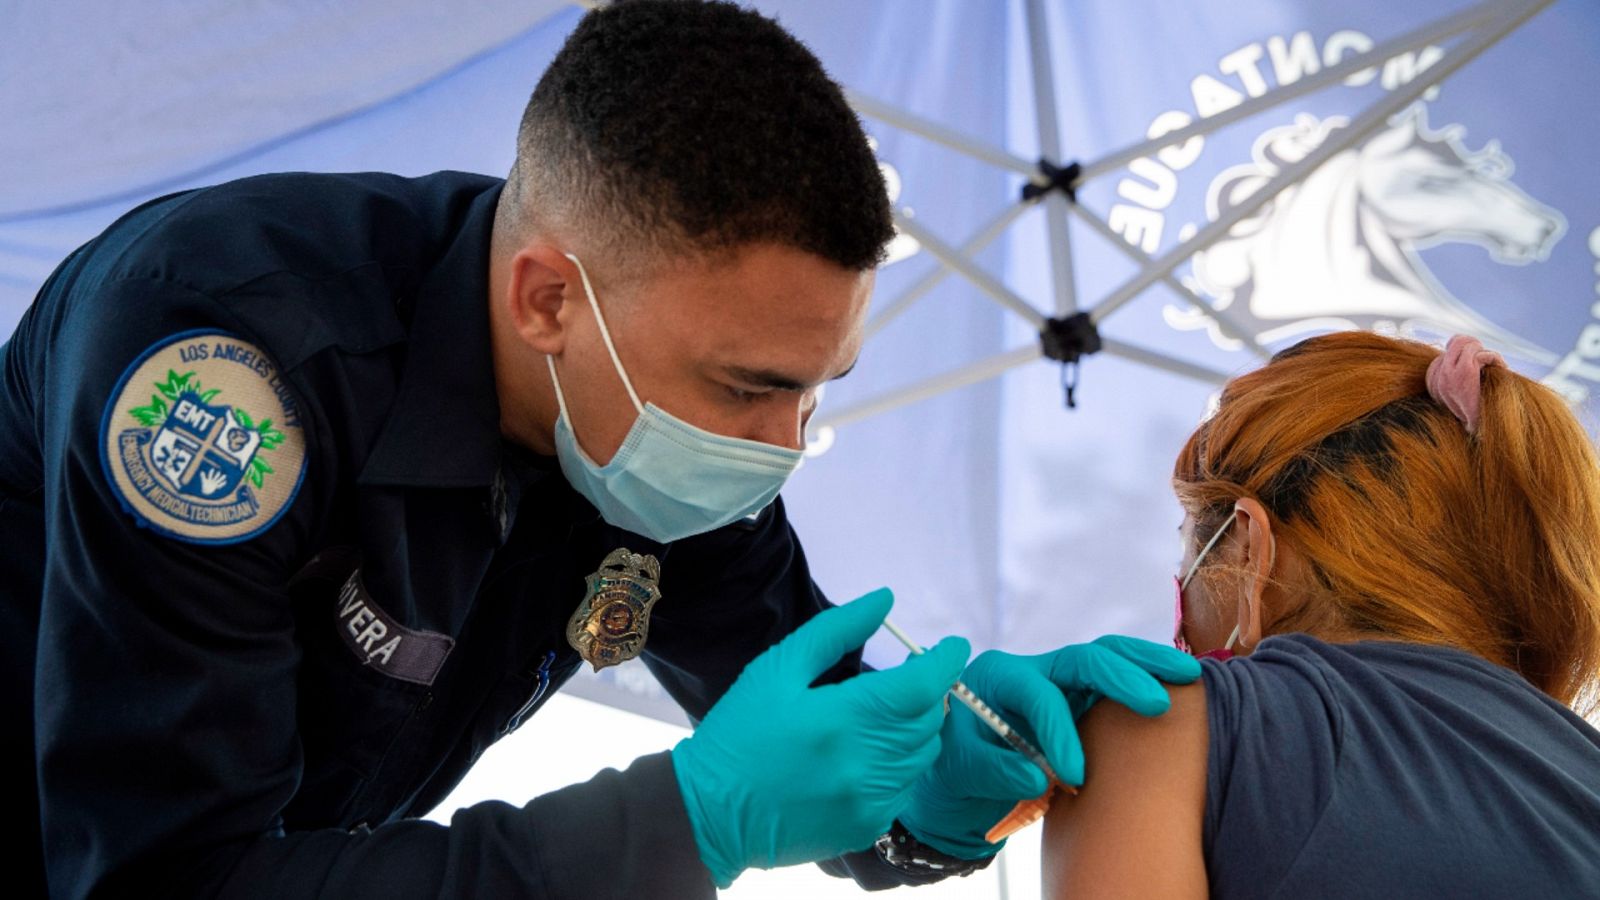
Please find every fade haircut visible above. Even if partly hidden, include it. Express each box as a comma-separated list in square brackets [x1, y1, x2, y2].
[498, 0, 894, 275]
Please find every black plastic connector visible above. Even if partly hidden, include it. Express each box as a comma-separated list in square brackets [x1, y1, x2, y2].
[1039, 312, 1101, 409]
[1021, 159, 1081, 204]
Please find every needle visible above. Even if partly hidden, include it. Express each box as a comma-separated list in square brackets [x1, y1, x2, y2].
[880, 616, 1063, 786]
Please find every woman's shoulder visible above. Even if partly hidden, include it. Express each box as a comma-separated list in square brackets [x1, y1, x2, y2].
[1041, 680, 1210, 899]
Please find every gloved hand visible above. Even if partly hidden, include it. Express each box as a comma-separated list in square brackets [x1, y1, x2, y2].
[672, 588, 969, 888]
[898, 635, 1202, 859]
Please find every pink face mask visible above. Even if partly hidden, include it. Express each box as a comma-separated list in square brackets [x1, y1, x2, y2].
[1173, 514, 1242, 661]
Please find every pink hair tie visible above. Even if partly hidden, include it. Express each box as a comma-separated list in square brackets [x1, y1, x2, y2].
[1425, 335, 1505, 435]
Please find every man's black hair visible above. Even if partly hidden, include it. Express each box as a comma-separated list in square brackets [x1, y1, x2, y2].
[502, 0, 893, 271]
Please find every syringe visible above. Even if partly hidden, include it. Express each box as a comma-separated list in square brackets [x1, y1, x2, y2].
[880, 615, 1074, 842]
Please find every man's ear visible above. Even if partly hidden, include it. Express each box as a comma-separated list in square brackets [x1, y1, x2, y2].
[504, 242, 582, 355]
[1234, 497, 1274, 650]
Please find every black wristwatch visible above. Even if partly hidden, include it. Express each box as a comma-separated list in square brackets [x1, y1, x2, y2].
[873, 819, 995, 878]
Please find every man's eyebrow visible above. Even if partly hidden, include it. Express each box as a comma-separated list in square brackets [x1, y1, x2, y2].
[723, 359, 858, 391]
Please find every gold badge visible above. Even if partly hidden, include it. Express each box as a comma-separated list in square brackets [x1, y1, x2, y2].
[567, 548, 662, 672]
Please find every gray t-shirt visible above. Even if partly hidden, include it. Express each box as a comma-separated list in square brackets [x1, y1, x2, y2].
[1203, 634, 1600, 898]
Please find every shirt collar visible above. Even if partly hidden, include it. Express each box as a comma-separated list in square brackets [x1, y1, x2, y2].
[360, 181, 513, 488]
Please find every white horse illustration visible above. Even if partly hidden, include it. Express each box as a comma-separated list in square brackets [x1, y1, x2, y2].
[1169, 105, 1566, 362]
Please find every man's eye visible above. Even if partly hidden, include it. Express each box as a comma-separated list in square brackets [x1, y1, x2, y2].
[725, 385, 765, 403]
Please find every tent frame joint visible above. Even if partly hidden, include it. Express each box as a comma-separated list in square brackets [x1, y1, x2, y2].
[1039, 311, 1101, 409]
[1039, 310, 1101, 365]
[1020, 158, 1081, 204]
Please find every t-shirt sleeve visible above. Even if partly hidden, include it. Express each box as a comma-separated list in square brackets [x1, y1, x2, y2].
[1200, 640, 1347, 897]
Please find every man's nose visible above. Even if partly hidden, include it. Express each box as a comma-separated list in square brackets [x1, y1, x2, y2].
[751, 398, 807, 451]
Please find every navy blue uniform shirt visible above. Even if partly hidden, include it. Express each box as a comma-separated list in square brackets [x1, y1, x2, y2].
[1202, 634, 1600, 897]
[1, 171, 933, 898]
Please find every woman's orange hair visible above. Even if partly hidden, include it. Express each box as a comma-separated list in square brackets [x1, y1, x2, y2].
[1174, 331, 1600, 712]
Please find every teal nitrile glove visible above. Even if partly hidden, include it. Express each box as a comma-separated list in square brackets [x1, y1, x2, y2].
[898, 635, 1202, 859]
[671, 588, 969, 888]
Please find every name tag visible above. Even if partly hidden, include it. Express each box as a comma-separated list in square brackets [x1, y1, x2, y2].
[336, 570, 454, 686]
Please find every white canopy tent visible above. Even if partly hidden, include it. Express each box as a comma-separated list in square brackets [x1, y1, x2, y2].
[3, 1, 1596, 894]
[4, 2, 1591, 673]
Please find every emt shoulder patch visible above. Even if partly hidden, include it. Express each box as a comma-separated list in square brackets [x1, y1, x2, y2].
[100, 330, 307, 545]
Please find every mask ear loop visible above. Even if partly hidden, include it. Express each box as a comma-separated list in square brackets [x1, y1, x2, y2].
[564, 252, 644, 415]
[546, 356, 574, 422]
[1180, 513, 1235, 591]
[1182, 512, 1240, 654]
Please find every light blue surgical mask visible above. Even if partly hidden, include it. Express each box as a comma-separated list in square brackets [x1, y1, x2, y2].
[546, 253, 804, 543]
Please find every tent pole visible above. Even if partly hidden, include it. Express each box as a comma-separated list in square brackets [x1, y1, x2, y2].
[1042, 193, 1079, 313]
[867, 200, 1034, 338]
[1066, 204, 1271, 361]
[1024, 0, 1078, 316]
[847, 89, 1045, 181]
[1087, 0, 1553, 326]
[810, 345, 1042, 431]
[1075, 0, 1518, 184]
[1100, 338, 1233, 385]
[893, 212, 1048, 329]
[810, 336, 1232, 433]
[996, 847, 1012, 900]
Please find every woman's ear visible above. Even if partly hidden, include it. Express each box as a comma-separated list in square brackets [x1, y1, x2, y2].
[1233, 497, 1274, 651]
[505, 242, 582, 355]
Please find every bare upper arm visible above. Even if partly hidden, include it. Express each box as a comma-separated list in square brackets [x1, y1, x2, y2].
[1040, 681, 1209, 900]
